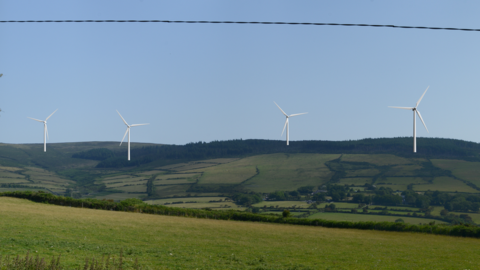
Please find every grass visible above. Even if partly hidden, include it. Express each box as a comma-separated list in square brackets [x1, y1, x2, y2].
[93, 193, 145, 201]
[0, 178, 30, 184]
[338, 177, 372, 185]
[413, 176, 479, 193]
[253, 201, 312, 209]
[145, 197, 229, 204]
[1, 197, 480, 269]
[431, 159, 480, 187]
[308, 212, 448, 225]
[384, 165, 424, 176]
[154, 184, 192, 198]
[241, 153, 340, 192]
[344, 168, 380, 177]
[341, 154, 413, 166]
[198, 160, 257, 184]
[115, 185, 147, 193]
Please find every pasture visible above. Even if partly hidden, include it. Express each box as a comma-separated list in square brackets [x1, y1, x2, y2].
[0, 197, 479, 269]
[431, 159, 480, 187]
[308, 212, 448, 225]
[241, 153, 340, 192]
[341, 154, 414, 166]
[413, 176, 479, 193]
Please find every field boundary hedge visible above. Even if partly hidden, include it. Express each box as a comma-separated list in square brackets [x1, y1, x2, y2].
[2, 191, 480, 239]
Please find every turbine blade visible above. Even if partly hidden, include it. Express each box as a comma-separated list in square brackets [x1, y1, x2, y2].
[45, 109, 58, 121]
[416, 86, 430, 108]
[130, 123, 149, 127]
[120, 128, 129, 146]
[274, 102, 288, 117]
[289, 112, 307, 117]
[28, 117, 44, 123]
[388, 106, 414, 110]
[416, 110, 429, 132]
[116, 110, 129, 126]
[281, 119, 288, 136]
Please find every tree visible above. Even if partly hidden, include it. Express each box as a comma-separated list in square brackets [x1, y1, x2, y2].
[297, 186, 314, 195]
[282, 209, 291, 218]
[352, 193, 365, 203]
[395, 218, 405, 223]
[312, 192, 325, 202]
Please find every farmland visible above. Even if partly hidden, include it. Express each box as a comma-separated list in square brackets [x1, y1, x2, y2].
[1, 197, 480, 269]
[0, 140, 480, 227]
[308, 212, 448, 224]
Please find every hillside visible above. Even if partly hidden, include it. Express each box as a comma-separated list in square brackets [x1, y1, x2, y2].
[1, 196, 480, 269]
[0, 138, 480, 199]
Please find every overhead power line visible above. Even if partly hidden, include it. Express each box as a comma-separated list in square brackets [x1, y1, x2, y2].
[0, 20, 479, 32]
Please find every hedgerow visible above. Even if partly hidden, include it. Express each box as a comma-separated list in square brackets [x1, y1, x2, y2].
[2, 191, 480, 239]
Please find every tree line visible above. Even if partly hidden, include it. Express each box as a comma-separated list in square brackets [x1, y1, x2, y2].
[70, 137, 480, 168]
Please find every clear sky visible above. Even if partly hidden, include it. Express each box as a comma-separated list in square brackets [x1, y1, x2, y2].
[1, 1, 479, 145]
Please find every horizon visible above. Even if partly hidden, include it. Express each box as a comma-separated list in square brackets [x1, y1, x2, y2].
[2, 135, 479, 146]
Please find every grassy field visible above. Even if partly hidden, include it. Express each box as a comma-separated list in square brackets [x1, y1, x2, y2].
[145, 197, 238, 209]
[308, 212, 448, 225]
[341, 154, 414, 166]
[338, 177, 372, 185]
[344, 168, 380, 177]
[253, 201, 312, 209]
[432, 159, 480, 187]
[198, 160, 257, 184]
[146, 197, 229, 204]
[241, 153, 340, 192]
[413, 176, 479, 193]
[1, 197, 480, 269]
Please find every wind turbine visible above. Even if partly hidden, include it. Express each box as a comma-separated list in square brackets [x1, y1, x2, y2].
[28, 109, 58, 152]
[389, 86, 430, 153]
[117, 110, 149, 160]
[274, 102, 307, 146]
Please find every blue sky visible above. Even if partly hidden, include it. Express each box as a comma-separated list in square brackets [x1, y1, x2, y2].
[1, 1, 479, 145]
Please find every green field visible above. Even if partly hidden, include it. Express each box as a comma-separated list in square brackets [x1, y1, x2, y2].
[198, 159, 257, 184]
[308, 212, 448, 225]
[341, 154, 414, 166]
[145, 197, 238, 209]
[338, 177, 372, 185]
[241, 153, 340, 192]
[432, 159, 480, 187]
[1, 197, 480, 269]
[413, 176, 479, 193]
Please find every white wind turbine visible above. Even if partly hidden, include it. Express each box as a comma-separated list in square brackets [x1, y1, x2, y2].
[389, 86, 430, 153]
[28, 109, 58, 152]
[274, 102, 307, 146]
[117, 110, 149, 161]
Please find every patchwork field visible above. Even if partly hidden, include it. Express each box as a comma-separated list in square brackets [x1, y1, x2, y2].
[413, 176, 479, 193]
[432, 159, 480, 187]
[1, 197, 479, 269]
[241, 153, 340, 192]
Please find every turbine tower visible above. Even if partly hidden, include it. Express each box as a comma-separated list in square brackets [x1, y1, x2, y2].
[389, 86, 430, 153]
[274, 102, 307, 146]
[28, 109, 58, 152]
[117, 110, 149, 160]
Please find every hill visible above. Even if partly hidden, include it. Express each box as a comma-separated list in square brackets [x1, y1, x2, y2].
[1, 138, 480, 224]
[1, 196, 480, 269]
